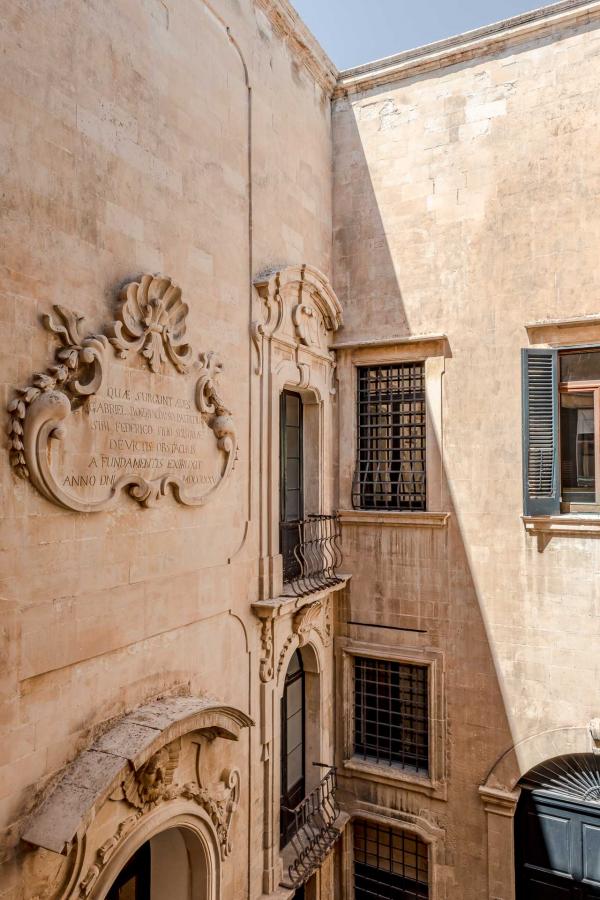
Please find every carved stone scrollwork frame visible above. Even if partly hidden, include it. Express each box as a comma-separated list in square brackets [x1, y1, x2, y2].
[7, 275, 237, 511]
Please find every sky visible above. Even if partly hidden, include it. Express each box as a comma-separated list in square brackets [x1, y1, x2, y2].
[291, 0, 548, 69]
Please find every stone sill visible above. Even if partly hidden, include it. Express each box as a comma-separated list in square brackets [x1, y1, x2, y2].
[341, 757, 447, 800]
[339, 509, 450, 528]
[252, 575, 351, 619]
[523, 515, 600, 537]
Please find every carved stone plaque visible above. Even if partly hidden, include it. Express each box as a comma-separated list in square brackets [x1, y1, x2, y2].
[7, 275, 237, 511]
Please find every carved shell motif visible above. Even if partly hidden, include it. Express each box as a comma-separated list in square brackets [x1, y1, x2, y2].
[109, 274, 193, 373]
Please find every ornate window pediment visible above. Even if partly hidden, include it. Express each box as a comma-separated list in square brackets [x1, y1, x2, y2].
[252, 264, 343, 374]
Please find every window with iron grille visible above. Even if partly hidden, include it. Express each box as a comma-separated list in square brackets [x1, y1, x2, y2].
[354, 657, 429, 774]
[353, 363, 426, 511]
[354, 821, 429, 900]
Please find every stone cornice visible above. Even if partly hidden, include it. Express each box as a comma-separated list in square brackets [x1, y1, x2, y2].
[335, 0, 600, 97]
[254, 0, 337, 93]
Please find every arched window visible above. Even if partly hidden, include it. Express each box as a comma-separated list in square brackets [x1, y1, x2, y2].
[280, 650, 306, 847]
[515, 753, 600, 897]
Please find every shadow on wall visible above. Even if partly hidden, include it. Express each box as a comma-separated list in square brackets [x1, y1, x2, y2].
[333, 98, 518, 896]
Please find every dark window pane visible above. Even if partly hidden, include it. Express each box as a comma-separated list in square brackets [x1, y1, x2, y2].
[560, 392, 595, 503]
[353, 363, 426, 511]
[287, 679, 303, 716]
[287, 709, 303, 750]
[354, 821, 429, 899]
[286, 393, 300, 426]
[287, 746, 303, 790]
[560, 350, 600, 382]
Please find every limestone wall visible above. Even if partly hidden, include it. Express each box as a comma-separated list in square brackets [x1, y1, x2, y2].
[0, 1, 333, 896]
[333, 12, 600, 898]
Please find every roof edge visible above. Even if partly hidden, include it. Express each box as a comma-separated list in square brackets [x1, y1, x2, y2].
[335, 0, 600, 97]
[255, 0, 338, 93]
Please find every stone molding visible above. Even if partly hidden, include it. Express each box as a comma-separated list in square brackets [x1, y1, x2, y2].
[252, 263, 343, 376]
[339, 510, 450, 528]
[526, 312, 600, 346]
[335, 0, 600, 96]
[523, 514, 600, 538]
[331, 333, 448, 354]
[22, 696, 253, 855]
[253, 0, 337, 93]
[252, 263, 343, 603]
[253, 583, 346, 684]
[8, 274, 237, 511]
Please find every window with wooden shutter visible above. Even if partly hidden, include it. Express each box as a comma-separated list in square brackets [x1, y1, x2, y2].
[522, 348, 559, 515]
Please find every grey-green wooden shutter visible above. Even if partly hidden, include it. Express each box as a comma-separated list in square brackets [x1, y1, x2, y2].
[521, 348, 559, 516]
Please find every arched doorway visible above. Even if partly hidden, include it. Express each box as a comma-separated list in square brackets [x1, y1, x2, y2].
[515, 754, 600, 897]
[280, 649, 306, 848]
[105, 826, 212, 900]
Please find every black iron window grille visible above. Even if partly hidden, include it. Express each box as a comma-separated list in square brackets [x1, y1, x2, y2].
[354, 821, 429, 900]
[353, 362, 426, 511]
[354, 657, 429, 774]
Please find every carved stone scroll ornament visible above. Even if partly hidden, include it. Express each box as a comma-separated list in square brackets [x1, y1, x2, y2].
[259, 617, 274, 682]
[7, 275, 237, 511]
[79, 764, 241, 896]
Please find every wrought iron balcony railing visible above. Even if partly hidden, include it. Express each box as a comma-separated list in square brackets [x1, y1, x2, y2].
[280, 514, 343, 597]
[280, 766, 341, 889]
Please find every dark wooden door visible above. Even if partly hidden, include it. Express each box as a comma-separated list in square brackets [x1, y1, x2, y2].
[280, 391, 303, 582]
[280, 650, 305, 847]
[516, 790, 600, 898]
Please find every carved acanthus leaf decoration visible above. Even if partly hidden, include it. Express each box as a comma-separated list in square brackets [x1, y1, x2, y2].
[8, 306, 107, 481]
[181, 768, 241, 860]
[109, 274, 193, 373]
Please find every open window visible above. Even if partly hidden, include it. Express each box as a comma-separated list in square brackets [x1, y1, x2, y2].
[522, 347, 600, 515]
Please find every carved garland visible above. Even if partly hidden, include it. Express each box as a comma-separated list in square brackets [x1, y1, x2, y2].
[7, 275, 237, 511]
[79, 745, 241, 897]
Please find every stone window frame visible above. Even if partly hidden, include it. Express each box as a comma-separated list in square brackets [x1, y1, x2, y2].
[340, 802, 445, 900]
[334, 335, 450, 529]
[336, 636, 447, 799]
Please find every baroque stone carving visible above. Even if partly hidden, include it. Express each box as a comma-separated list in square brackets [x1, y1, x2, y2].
[294, 599, 324, 647]
[252, 264, 343, 374]
[276, 598, 331, 678]
[109, 274, 192, 373]
[79, 815, 140, 898]
[259, 617, 274, 682]
[7, 275, 237, 512]
[181, 768, 241, 860]
[116, 743, 181, 811]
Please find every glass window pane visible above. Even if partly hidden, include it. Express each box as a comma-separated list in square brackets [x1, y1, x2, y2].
[287, 679, 303, 716]
[560, 350, 600, 382]
[286, 426, 299, 457]
[287, 709, 303, 751]
[560, 392, 596, 503]
[286, 393, 300, 426]
[287, 746, 303, 789]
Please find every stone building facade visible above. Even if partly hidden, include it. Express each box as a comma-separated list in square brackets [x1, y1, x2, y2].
[2, 1, 600, 898]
